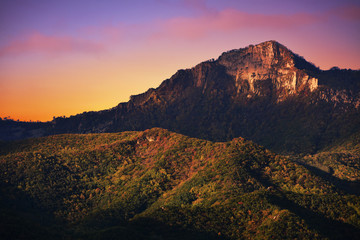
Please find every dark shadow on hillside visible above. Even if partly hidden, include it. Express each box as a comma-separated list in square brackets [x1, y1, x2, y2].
[296, 161, 360, 196]
[76, 217, 229, 240]
[0, 183, 228, 240]
[0, 182, 65, 240]
[245, 166, 360, 239]
[268, 194, 360, 240]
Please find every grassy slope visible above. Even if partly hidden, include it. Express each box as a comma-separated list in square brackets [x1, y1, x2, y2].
[0, 128, 359, 239]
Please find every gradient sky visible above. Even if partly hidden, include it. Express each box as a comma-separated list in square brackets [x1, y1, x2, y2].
[1, 0, 359, 122]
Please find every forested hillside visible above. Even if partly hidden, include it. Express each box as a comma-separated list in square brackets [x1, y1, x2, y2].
[1, 128, 359, 239]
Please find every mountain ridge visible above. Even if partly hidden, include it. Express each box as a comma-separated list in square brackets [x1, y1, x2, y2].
[1, 40, 360, 154]
[128, 40, 319, 105]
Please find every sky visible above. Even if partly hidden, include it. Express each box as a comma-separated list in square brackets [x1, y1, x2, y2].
[0, 0, 359, 122]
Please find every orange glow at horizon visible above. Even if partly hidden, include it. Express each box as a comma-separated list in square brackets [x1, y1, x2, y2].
[1, 38, 359, 122]
[0, 44, 212, 122]
[1, 2, 359, 122]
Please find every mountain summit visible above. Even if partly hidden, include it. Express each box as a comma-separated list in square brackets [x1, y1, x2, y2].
[218, 40, 318, 99]
[131, 41, 318, 107]
[1, 41, 360, 154]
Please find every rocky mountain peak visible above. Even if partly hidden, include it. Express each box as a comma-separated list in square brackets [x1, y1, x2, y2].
[217, 41, 318, 100]
[218, 40, 293, 74]
[126, 41, 325, 108]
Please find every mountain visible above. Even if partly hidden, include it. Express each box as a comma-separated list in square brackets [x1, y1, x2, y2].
[1, 40, 360, 154]
[1, 128, 360, 239]
[1, 41, 359, 239]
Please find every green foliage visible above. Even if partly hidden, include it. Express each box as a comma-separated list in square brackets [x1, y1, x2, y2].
[0, 128, 359, 239]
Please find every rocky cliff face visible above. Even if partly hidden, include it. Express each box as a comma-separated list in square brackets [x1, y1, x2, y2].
[131, 41, 320, 107]
[217, 41, 318, 100]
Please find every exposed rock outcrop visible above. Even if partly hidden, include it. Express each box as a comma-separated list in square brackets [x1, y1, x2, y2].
[217, 40, 318, 100]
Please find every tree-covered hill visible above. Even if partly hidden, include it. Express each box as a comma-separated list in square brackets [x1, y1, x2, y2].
[1, 128, 360, 239]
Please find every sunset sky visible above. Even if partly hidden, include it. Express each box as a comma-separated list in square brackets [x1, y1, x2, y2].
[1, 0, 359, 122]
